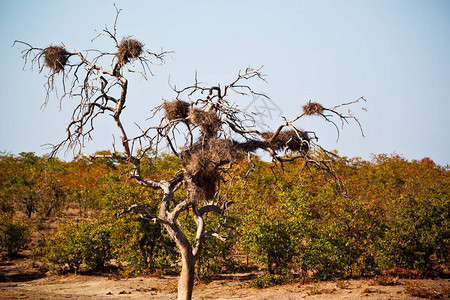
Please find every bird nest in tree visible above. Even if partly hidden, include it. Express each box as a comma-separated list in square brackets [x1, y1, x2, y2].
[302, 101, 324, 116]
[42, 45, 69, 73]
[184, 137, 248, 201]
[208, 137, 246, 163]
[262, 129, 310, 153]
[188, 108, 221, 137]
[185, 151, 219, 201]
[116, 38, 143, 64]
[163, 100, 190, 120]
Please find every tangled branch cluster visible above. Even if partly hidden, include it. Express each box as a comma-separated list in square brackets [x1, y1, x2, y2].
[148, 67, 366, 204]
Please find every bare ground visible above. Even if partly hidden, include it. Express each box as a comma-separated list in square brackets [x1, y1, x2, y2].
[1, 256, 448, 300]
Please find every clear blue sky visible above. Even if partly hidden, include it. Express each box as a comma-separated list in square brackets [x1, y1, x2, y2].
[1, 0, 449, 166]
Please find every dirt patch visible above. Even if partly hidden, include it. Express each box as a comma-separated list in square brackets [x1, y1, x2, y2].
[1, 257, 448, 299]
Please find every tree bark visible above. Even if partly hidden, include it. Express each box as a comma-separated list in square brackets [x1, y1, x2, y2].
[162, 220, 197, 300]
[177, 248, 195, 300]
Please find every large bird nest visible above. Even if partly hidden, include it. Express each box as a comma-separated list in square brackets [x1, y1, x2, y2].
[207, 137, 246, 163]
[42, 45, 69, 73]
[261, 129, 310, 153]
[188, 108, 221, 137]
[116, 38, 143, 65]
[163, 100, 190, 121]
[302, 101, 324, 116]
[185, 151, 219, 201]
[184, 136, 249, 201]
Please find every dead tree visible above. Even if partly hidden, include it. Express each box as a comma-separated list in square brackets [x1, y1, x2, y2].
[16, 7, 365, 300]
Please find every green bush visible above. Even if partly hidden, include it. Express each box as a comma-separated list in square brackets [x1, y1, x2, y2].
[295, 195, 385, 279]
[240, 181, 387, 280]
[84, 221, 113, 270]
[101, 180, 178, 275]
[0, 217, 30, 257]
[46, 222, 84, 272]
[381, 193, 449, 274]
[109, 215, 178, 275]
[46, 220, 112, 272]
[195, 236, 236, 279]
[241, 212, 294, 275]
[187, 214, 236, 279]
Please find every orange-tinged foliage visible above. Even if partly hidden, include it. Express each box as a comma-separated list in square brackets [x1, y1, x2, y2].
[0, 152, 448, 278]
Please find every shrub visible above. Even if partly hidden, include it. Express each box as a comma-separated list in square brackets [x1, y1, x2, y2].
[240, 208, 292, 274]
[188, 214, 236, 279]
[101, 181, 178, 275]
[195, 236, 236, 279]
[109, 216, 178, 275]
[46, 220, 112, 272]
[46, 221, 86, 272]
[381, 193, 449, 274]
[0, 216, 30, 257]
[84, 221, 113, 270]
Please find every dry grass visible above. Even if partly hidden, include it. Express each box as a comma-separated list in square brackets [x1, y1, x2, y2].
[116, 38, 143, 65]
[305, 284, 336, 296]
[404, 281, 448, 299]
[302, 101, 324, 116]
[360, 287, 385, 295]
[42, 46, 69, 73]
[335, 280, 351, 289]
[370, 275, 400, 286]
[163, 100, 190, 120]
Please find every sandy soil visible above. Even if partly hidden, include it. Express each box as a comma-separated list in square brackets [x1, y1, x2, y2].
[1, 256, 448, 300]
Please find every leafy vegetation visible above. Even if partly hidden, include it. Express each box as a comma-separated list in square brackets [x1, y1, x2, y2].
[46, 220, 112, 272]
[0, 152, 448, 282]
[0, 216, 30, 257]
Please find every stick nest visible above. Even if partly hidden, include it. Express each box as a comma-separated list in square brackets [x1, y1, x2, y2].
[116, 38, 143, 65]
[163, 100, 190, 120]
[42, 46, 69, 73]
[185, 151, 219, 201]
[262, 129, 310, 153]
[188, 108, 221, 137]
[208, 137, 246, 162]
[302, 101, 324, 116]
[184, 137, 247, 201]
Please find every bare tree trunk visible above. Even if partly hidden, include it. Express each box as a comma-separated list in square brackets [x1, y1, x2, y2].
[162, 221, 197, 300]
[177, 249, 195, 300]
